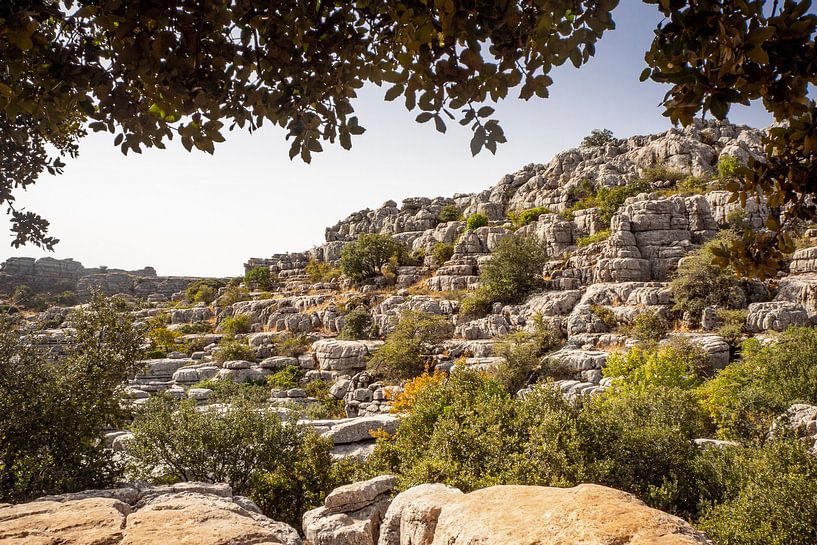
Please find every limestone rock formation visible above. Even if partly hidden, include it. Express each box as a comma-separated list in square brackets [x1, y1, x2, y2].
[0, 482, 301, 545]
[305, 480, 712, 545]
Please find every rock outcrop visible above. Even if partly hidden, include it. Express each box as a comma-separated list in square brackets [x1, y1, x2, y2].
[304, 480, 712, 545]
[0, 482, 300, 545]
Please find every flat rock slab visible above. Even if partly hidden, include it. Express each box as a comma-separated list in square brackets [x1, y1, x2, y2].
[321, 414, 401, 445]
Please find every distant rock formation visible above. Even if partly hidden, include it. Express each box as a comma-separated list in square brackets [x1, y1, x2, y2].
[0, 256, 207, 301]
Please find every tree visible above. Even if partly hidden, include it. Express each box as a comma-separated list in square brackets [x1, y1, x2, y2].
[127, 396, 349, 529]
[2, 1, 817, 275]
[0, 294, 143, 502]
[581, 128, 614, 147]
[480, 234, 546, 303]
[339, 233, 405, 282]
[367, 310, 453, 380]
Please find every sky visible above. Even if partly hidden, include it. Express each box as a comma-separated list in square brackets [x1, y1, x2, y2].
[2, 2, 775, 277]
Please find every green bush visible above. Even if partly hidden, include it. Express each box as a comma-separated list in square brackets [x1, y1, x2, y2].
[716, 155, 742, 182]
[671, 234, 746, 324]
[305, 260, 341, 283]
[367, 311, 452, 380]
[595, 179, 651, 225]
[589, 304, 618, 330]
[715, 308, 747, 348]
[698, 438, 817, 545]
[214, 337, 256, 363]
[698, 327, 817, 441]
[191, 378, 269, 403]
[458, 287, 494, 320]
[127, 396, 348, 530]
[431, 242, 454, 267]
[629, 309, 670, 343]
[268, 365, 303, 390]
[507, 206, 551, 229]
[642, 164, 687, 185]
[0, 295, 143, 502]
[244, 266, 276, 290]
[54, 291, 79, 306]
[277, 334, 310, 357]
[11, 284, 48, 311]
[219, 314, 252, 336]
[576, 229, 611, 247]
[338, 306, 373, 340]
[494, 316, 563, 393]
[303, 379, 347, 419]
[603, 340, 708, 393]
[339, 233, 405, 282]
[185, 279, 226, 304]
[479, 235, 546, 304]
[465, 212, 488, 230]
[216, 284, 252, 306]
[581, 128, 614, 147]
[437, 204, 463, 222]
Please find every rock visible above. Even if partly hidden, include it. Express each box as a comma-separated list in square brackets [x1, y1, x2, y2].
[313, 340, 383, 372]
[377, 483, 712, 545]
[0, 483, 301, 545]
[377, 483, 463, 545]
[302, 476, 395, 545]
[745, 301, 810, 333]
[321, 414, 401, 445]
[324, 475, 396, 514]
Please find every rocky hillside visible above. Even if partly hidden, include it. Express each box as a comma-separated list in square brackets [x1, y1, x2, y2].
[5, 119, 817, 544]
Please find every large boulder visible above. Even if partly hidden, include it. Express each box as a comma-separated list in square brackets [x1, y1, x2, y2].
[303, 476, 396, 545]
[377, 483, 712, 545]
[0, 482, 300, 545]
[321, 414, 401, 445]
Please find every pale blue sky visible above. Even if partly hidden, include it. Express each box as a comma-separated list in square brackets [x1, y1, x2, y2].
[3, 3, 773, 277]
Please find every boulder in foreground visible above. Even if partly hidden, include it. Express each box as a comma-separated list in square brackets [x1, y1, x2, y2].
[0, 482, 301, 545]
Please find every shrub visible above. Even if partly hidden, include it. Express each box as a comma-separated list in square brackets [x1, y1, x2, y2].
[146, 321, 181, 357]
[458, 287, 494, 320]
[12, 284, 48, 311]
[338, 306, 373, 340]
[671, 234, 746, 324]
[191, 378, 269, 403]
[578, 387, 708, 518]
[577, 229, 611, 247]
[589, 304, 618, 330]
[431, 242, 454, 267]
[715, 308, 747, 348]
[674, 175, 710, 194]
[127, 396, 347, 530]
[437, 204, 463, 222]
[697, 438, 817, 545]
[277, 334, 310, 357]
[507, 206, 551, 229]
[219, 314, 252, 335]
[603, 340, 708, 393]
[698, 327, 817, 441]
[367, 311, 453, 380]
[339, 233, 405, 282]
[214, 337, 256, 363]
[581, 128, 614, 147]
[0, 295, 143, 502]
[465, 212, 488, 230]
[54, 291, 79, 306]
[594, 179, 651, 225]
[185, 279, 225, 304]
[479, 235, 546, 304]
[244, 266, 276, 290]
[305, 260, 341, 283]
[629, 309, 670, 343]
[216, 284, 251, 306]
[642, 164, 687, 185]
[716, 154, 742, 181]
[494, 316, 563, 393]
[302, 379, 347, 419]
[268, 365, 303, 390]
